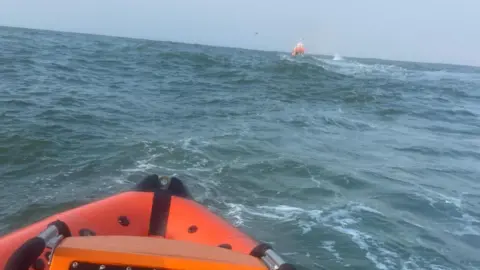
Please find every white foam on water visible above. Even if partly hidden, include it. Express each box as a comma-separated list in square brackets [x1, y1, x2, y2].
[407, 257, 462, 270]
[120, 154, 171, 173]
[279, 54, 297, 62]
[120, 136, 215, 175]
[349, 203, 385, 216]
[321, 241, 343, 262]
[412, 185, 480, 241]
[311, 56, 409, 80]
[420, 69, 480, 83]
[311, 54, 480, 88]
[225, 202, 246, 227]
[178, 136, 213, 154]
[400, 255, 461, 270]
[223, 199, 472, 269]
[222, 200, 402, 270]
[417, 186, 463, 209]
[111, 136, 474, 270]
[450, 222, 480, 237]
[333, 53, 344, 61]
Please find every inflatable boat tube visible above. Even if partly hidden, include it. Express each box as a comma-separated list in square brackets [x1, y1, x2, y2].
[0, 174, 296, 270]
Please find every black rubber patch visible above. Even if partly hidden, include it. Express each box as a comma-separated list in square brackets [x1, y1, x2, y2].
[79, 228, 96, 236]
[32, 258, 45, 270]
[218, 243, 232, 250]
[47, 220, 72, 237]
[249, 242, 272, 258]
[249, 244, 297, 270]
[148, 190, 171, 236]
[133, 174, 163, 192]
[169, 177, 193, 199]
[5, 237, 46, 270]
[132, 174, 194, 200]
[187, 225, 198, 233]
[118, 216, 130, 227]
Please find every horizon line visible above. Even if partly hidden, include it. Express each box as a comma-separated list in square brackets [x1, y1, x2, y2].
[1, 24, 478, 69]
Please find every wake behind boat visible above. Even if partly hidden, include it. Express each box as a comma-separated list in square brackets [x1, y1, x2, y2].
[0, 174, 295, 270]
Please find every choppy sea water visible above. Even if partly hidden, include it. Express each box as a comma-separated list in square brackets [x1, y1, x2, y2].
[1, 26, 480, 270]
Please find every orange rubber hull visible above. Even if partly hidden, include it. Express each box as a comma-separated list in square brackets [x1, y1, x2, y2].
[0, 175, 260, 269]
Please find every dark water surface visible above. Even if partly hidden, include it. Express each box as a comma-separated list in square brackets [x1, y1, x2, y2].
[1, 26, 480, 270]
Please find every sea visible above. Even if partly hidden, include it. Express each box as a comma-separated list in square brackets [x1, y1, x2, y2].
[1, 26, 480, 270]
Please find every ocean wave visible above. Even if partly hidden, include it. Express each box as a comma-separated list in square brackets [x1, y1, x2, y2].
[1, 26, 480, 270]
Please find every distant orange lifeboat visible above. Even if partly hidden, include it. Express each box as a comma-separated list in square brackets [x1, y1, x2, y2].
[291, 42, 305, 56]
[0, 174, 296, 270]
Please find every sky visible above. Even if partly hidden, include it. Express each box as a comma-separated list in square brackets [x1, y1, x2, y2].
[1, 0, 479, 66]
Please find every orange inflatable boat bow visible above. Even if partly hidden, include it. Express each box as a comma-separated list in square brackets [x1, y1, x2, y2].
[0, 174, 296, 270]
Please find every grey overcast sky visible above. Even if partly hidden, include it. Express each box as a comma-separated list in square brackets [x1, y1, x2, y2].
[1, 0, 479, 66]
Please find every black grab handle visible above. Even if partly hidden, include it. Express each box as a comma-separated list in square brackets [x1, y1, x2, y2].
[4, 237, 46, 270]
[5, 220, 71, 270]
